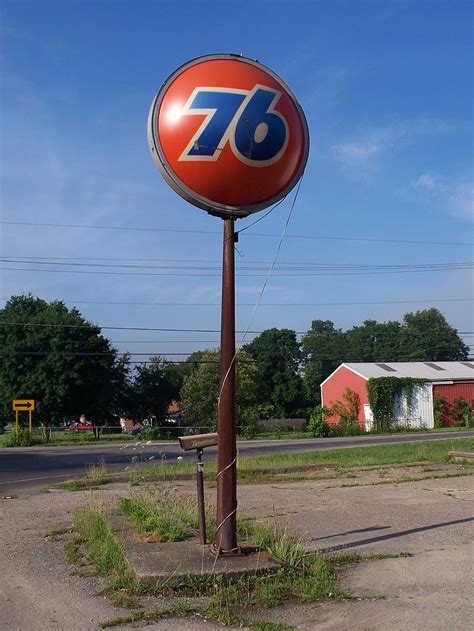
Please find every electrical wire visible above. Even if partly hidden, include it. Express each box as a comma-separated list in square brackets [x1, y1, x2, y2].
[1, 297, 471, 307]
[1, 255, 472, 269]
[236, 195, 288, 234]
[2, 257, 472, 271]
[1, 220, 472, 246]
[1, 320, 472, 336]
[2, 266, 471, 278]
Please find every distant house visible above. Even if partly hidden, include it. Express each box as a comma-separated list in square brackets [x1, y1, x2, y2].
[166, 400, 186, 425]
[321, 362, 474, 430]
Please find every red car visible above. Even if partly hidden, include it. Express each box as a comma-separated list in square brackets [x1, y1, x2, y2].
[68, 421, 94, 432]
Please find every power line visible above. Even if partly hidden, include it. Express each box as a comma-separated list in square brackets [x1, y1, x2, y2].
[4, 349, 471, 360]
[0, 321, 263, 333]
[0, 351, 258, 359]
[1, 320, 472, 337]
[2, 257, 472, 272]
[5, 256, 473, 269]
[1, 220, 472, 246]
[1, 255, 472, 269]
[6, 338, 471, 346]
[1, 297, 472, 307]
[2, 264, 471, 277]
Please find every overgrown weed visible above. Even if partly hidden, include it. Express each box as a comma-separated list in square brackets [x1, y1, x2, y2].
[85, 458, 109, 485]
[65, 538, 81, 564]
[74, 502, 135, 589]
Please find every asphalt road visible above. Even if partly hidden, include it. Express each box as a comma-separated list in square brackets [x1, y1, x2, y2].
[0, 431, 472, 494]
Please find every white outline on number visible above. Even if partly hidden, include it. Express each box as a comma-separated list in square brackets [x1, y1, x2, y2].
[178, 87, 248, 162]
[177, 84, 289, 167]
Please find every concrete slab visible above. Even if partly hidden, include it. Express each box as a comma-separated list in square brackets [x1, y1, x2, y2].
[112, 514, 280, 584]
[125, 539, 279, 584]
[449, 449, 474, 462]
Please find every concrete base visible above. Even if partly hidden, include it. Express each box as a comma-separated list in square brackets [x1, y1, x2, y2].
[126, 539, 280, 584]
[449, 450, 474, 462]
[112, 514, 280, 585]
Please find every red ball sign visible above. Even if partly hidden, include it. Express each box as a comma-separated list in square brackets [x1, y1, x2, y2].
[148, 54, 309, 217]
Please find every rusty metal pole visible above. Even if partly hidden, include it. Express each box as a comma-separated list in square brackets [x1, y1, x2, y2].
[214, 217, 238, 554]
[196, 448, 207, 545]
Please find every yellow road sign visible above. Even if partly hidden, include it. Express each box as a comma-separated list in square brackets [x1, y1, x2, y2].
[12, 399, 35, 411]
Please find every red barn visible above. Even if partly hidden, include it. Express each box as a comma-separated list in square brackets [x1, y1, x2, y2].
[321, 362, 474, 430]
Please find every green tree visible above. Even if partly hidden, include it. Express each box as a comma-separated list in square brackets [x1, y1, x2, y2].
[301, 320, 345, 405]
[130, 357, 183, 422]
[345, 319, 403, 362]
[301, 310, 468, 406]
[399, 308, 469, 361]
[0, 295, 128, 432]
[180, 349, 264, 429]
[243, 328, 303, 417]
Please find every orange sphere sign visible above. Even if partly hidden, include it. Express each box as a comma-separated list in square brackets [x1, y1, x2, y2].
[148, 54, 309, 217]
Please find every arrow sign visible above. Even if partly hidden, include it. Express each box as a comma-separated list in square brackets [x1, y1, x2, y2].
[12, 399, 35, 411]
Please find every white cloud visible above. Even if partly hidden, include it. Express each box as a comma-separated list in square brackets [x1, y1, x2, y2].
[332, 118, 454, 175]
[412, 173, 440, 191]
[447, 182, 474, 220]
[410, 173, 473, 221]
[331, 141, 384, 171]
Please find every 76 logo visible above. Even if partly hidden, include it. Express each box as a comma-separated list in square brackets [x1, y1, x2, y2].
[178, 84, 289, 167]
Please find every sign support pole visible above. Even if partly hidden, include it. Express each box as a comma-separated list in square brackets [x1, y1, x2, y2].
[214, 217, 238, 555]
[196, 448, 207, 545]
[15, 411, 19, 443]
[29, 410, 32, 438]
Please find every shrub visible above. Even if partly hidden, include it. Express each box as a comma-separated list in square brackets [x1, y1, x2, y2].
[328, 418, 364, 437]
[433, 394, 447, 428]
[307, 406, 330, 437]
[453, 398, 474, 427]
[325, 388, 360, 425]
[2, 427, 43, 447]
[241, 418, 260, 439]
[140, 426, 179, 440]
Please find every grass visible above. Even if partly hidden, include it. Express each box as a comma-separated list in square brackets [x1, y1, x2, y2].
[65, 539, 82, 564]
[338, 470, 474, 488]
[46, 526, 73, 540]
[252, 623, 295, 631]
[3, 424, 471, 448]
[329, 551, 414, 566]
[118, 494, 189, 542]
[85, 458, 109, 485]
[138, 437, 474, 480]
[236, 438, 474, 477]
[50, 437, 474, 492]
[118, 488, 212, 541]
[100, 604, 297, 630]
[73, 503, 135, 589]
[252, 522, 307, 568]
[118, 489, 253, 543]
[107, 590, 139, 609]
[71, 491, 374, 629]
[99, 603, 193, 629]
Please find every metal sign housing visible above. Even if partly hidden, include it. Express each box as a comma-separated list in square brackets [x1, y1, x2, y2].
[148, 54, 309, 218]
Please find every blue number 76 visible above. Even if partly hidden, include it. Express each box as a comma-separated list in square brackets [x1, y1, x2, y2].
[179, 85, 288, 165]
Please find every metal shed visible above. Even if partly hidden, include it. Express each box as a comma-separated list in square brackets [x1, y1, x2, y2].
[321, 361, 474, 430]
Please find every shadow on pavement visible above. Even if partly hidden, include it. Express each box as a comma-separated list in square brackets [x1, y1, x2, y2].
[318, 516, 474, 552]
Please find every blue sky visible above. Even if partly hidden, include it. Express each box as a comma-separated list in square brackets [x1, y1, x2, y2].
[1, 0, 472, 360]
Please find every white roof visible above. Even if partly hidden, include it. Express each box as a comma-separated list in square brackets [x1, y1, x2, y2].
[343, 361, 474, 380]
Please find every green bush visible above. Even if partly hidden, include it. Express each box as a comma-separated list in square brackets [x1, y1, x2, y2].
[453, 398, 473, 428]
[307, 406, 330, 437]
[2, 427, 43, 447]
[140, 426, 178, 441]
[327, 418, 364, 437]
[241, 418, 260, 439]
[433, 394, 447, 428]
